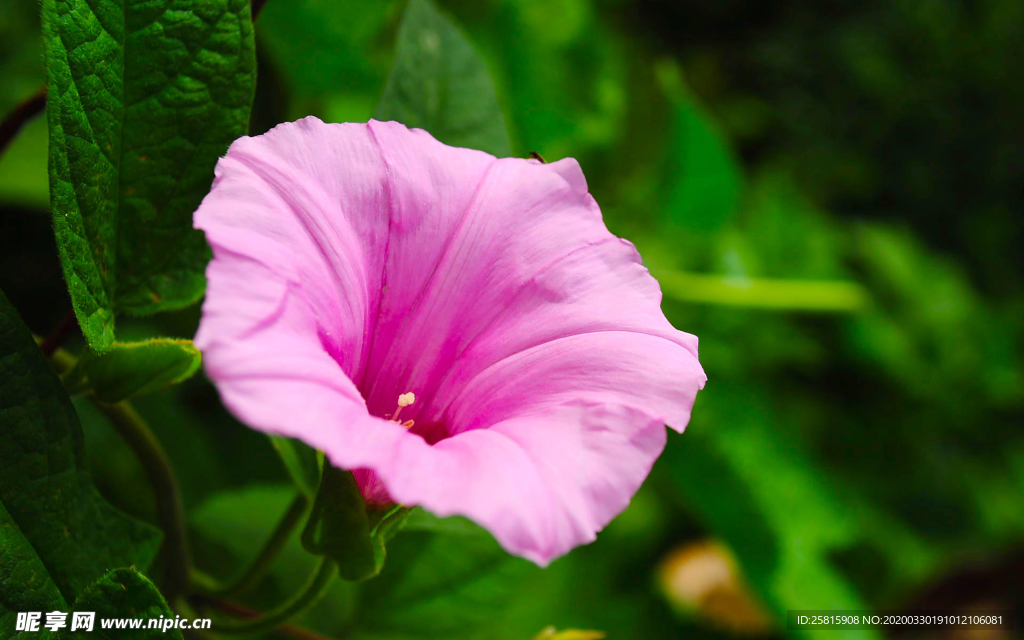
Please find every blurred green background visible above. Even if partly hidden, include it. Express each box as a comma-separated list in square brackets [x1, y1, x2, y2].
[2, 0, 1022, 638]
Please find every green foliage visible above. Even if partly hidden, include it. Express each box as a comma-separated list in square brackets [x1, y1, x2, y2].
[57, 568, 182, 640]
[269, 436, 321, 498]
[0, 289, 161, 608]
[658, 63, 742, 235]
[258, 0, 394, 112]
[0, 500, 68, 639]
[41, 0, 257, 350]
[0, 117, 47, 210]
[189, 485, 358, 630]
[192, 488, 539, 640]
[663, 101, 740, 234]
[62, 339, 201, 403]
[661, 384, 878, 640]
[350, 511, 534, 639]
[375, 0, 511, 157]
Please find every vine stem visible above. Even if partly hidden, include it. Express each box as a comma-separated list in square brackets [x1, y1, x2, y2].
[38, 311, 76, 357]
[190, 492, 310, 598]
[0, 86, 46, 157]
[208, 559, 338, 635]
[47, 345, 191, 602]
[95, 400, 192, 600]
[655, 270, 870, 313]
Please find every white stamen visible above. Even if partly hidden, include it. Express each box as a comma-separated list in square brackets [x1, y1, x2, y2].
[391, 392, 416, 424]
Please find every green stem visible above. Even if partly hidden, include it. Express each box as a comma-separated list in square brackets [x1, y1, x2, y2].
[97, 399, 191, 601]
[655, 270, 870, 313]
[191, 492, 309, 598]
[48, 343, 77, 374]
[210, 559, 338, 635]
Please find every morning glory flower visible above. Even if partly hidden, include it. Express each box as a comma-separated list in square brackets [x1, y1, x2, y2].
[194, 117, 706, 565]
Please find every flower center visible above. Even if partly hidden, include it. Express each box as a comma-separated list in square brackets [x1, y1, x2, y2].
[388, 392, 416, 428]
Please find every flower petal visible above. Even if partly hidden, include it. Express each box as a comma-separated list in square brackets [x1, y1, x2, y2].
[429, 235, 705, 435]
[195, 117, 388, 380]
[375, 402, 668, 565]
[355, 122, 704, 436]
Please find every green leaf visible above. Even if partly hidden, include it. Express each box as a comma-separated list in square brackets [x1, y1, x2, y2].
[0, 289, 162, 605]
[41, 0, 257, 350]
[0, 500, 69, 639]
[62, 339, 201, 403]
[301, 464, 378, 581]
[258, 0, 393, 105]
[653, 60, 741, 236]
[375, 0, 511, 157]
[660, 384, 880, 640]
[269, 436, 321, 498]
[663, 101, 741, 234]
[57, 568, 183, 640]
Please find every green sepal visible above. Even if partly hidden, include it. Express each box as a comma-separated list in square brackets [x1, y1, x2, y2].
[374, 0, 511, 157]
[301, 464, 409, 581]
[368, 504, 413, 569]
[55, 568, 183, 640]
[62, 339, 201, 403]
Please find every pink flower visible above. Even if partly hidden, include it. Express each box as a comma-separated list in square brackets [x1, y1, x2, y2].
[194, 117, 706, 566]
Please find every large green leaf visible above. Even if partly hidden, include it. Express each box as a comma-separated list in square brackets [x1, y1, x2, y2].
[0, 289, 161, 606]
[57, 568, 183, 640]
[0, 501, 68, 640]
[41, 0, 257, 350]
[62, 339, 201, 403]
[374, 0, 511, 157]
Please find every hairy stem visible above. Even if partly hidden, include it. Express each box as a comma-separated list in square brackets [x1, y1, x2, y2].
[191, 492, 309, 598]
